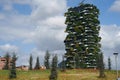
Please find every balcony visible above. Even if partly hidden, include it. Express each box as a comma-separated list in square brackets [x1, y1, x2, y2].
[87, 53, 93, 56]
[65, 47, 70, 51]
[84, 42, 95, 44]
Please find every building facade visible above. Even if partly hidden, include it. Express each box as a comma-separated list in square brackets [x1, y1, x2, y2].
[64, 3, 101, 69]
[0, 56, 12, 70]
[16, 65, 29, 71]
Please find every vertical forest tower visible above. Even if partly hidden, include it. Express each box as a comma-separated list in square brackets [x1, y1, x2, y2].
[64, 3, 101, 68]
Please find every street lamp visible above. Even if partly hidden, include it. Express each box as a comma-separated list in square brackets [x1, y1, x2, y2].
[113, 53, 119, 80]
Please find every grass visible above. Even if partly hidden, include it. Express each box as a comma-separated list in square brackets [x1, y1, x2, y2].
[0, 69, 118, 80]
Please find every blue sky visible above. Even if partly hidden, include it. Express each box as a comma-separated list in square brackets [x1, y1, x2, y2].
[13, 4, 32, 15]
[0, 0, 120, 69]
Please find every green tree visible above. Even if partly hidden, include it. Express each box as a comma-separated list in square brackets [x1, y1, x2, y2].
[75, 53, 80, 69]
[97, 53, 105, 78]
[44, 50, 50, 69]
[9, 53, 17, 79]
[29, 54, 33, 70]
[49, 55, 58, 80]
[108, 57, 111, 70]
[34, 56, 40, 70]
[61, 55, 66, 71]
[3, 52, 10, 70]
[64, 3, 101, 69]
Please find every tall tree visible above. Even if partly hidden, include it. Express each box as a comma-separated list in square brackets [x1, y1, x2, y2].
[75, 53, 80, 69]
[9, 53, 17, 79]
[44, 50, 50, 69]
[108, 57, 111, 70]
[64, 3, 101, 68]
[3, 52, 10, 70]
[49, 55, 58, 80]
[61, 55, 66, 71]
[97, 53, 105, 78]
[34, 56, 40, 70]
[29, 54, 33, 70]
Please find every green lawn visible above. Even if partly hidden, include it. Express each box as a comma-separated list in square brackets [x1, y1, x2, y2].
[0, 69, 118, 80]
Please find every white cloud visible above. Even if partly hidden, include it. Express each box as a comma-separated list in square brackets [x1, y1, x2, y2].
[0, 0, 67, 51]
[0, 44, 19, 53]
[29, 15, 67, 51]
[41, 16, 66, 28]
[0, 25, 34, 41]
[110, 0, 120, 12]
[100, 24, 120, 69]
[0, 0, 67, 66]
[100, 24, 120, 49]
[3, 4, 13, 11]
[0, 0, 31, 5]
[0, 0, 67, 43]
[0, 14, 6, 20]
[33, 26, 66, 51]
[30, 0, 67, 20]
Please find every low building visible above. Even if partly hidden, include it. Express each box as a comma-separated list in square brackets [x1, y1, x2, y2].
[0, 56, 12, 70]
[16, 65, 29, 71]
[40, 65, 46, 70]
